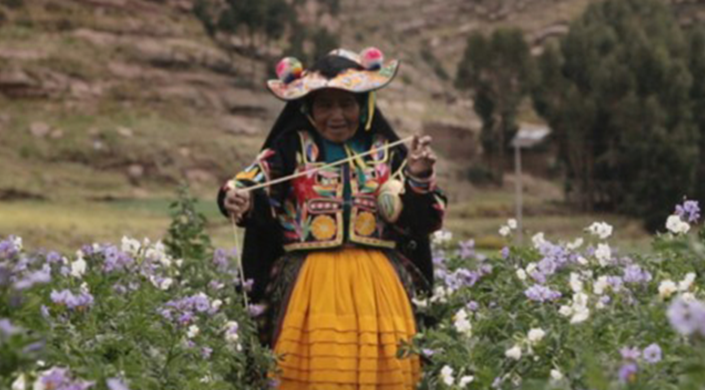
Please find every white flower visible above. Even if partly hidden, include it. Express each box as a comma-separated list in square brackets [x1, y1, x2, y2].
[550, 369, 563, 381]
[159, 278, 173, 291]
[224, 321, 239, 343]
[507, 219, 518, 229]
[70, 257, 87, 278]
[516, 268, 527, 281]
[459, 375, 475, 387]
[658, 280, 678, 299]
[199, 375, 212, 383]
[587, 222, 613, 240]
[573, 292, 589, 307]
[499, 226, 511, 237]
[432, 230, 453, 245]
[593, 276, 609, 295]
[558, 305, 573, 317]
[678, 273, 696, 292]
[440, 365, 455, 386]
[681, 292, 697, 302]
[532, 233, 546, 249]
[594, 243, 612, 266]
[570, 306, 590, 324]
[569, 273, 583, 293]
[175, 259, 183, 268]
[577, 256, 589, 265]
[12, 236, 23, 251]
[186, 325, 200, 338]
[567, 238, 584, 251]
[12, 374, 26, 390]
[505, 345, 522, 360]
[430, 286, 450, 303]
[453, 309, 473, 336]
[666, 215, 690, 234]
[527, 328, 546, 344]
[121, 236, 141, 255]
[412, 297, 429, 308]
[212, 299, 223, 310]
[526, 262, 538, 275]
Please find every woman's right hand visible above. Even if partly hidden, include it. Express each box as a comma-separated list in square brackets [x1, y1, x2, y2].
[224, 188, 252, 222]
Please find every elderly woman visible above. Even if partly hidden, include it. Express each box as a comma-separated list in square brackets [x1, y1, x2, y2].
[218, 48, 446, 389]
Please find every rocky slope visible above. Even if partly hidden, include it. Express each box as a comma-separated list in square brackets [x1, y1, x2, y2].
[0, 0, 700, 202]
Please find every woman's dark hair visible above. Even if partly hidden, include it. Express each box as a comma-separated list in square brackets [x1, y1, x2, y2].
[308, 55, 362, 79]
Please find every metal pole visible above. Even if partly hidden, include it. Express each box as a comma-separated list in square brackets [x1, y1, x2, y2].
[514, 144, 523, 243]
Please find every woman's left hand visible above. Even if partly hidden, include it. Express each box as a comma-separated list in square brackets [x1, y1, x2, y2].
[407, 135, 437, 177]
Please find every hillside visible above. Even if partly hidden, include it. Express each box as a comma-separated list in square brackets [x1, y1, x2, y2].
[2, 0, 697, 250]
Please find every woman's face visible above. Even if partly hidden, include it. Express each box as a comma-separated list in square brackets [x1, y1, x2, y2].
[310, 89, 360, 143]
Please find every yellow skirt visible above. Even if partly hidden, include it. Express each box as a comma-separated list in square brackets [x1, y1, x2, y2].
[273, 247, 421, 390]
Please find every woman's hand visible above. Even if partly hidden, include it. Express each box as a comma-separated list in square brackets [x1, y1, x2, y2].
[407, 135, 437, 177]
[224, 188, 252, 222]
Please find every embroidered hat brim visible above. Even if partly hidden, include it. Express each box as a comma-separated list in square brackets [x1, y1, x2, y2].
[267, 59, 400, 101]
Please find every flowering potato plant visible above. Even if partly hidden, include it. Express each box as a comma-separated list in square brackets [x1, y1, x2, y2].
[408, 199, 705, 389]
[1, 188, 276, 390]
[2, 190, 704, 389]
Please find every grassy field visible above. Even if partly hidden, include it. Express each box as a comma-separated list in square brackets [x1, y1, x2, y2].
[0, 187, 652, 256]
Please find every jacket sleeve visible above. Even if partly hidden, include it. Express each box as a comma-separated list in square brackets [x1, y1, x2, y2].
[391, 150, 447, 236]
[216, 135, 294, 227]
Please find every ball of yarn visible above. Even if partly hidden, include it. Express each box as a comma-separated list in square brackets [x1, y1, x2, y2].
[360, 47, 384, 70]
[377, 179, 404, 223]
[276, 57, 303, 84]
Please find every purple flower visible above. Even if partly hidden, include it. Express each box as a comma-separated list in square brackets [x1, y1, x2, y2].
[46, 251, 62, 264]
[50, 289, 94, 311]
[213, 248, 230, 269]
[618, 362, 638, 383]
[0, 318, 20, 336]
[620, 346, 640, 361]
[538, 258, 557, 276]
[422, 348, 436, 357]
[623, 264, 652, 284]
[642, 343, 662, 364]
[107, 378, 130, 390]
[201, 346, 213, 359]
[467, 301, 480, 312]
[606, 276, 624, 292]
[524, 284, 562, 302]
[667, 298, 705, 336]
[40, 367, 94, 390]
[458, 240, 475, 259]
[13, 267, 52, 290]
[501, 246, 510, 259]
[248, 304, 266, 317]
[675, 199, 700, 223]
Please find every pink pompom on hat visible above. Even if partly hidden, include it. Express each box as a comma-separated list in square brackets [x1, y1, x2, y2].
[267, 47, 400, 101]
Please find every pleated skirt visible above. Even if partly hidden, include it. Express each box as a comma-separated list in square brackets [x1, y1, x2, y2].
[273, 247, 421, 390]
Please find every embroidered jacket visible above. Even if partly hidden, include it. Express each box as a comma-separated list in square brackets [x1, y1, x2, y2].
[218, 129, 446, 253]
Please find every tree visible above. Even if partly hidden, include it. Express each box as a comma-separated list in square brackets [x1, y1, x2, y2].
[456, 29, 535, 185]
[532, 0, 699, 230]
[687, 25, 705, 202]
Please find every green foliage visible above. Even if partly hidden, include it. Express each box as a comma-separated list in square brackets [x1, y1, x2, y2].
[688, 25, 705, 203]
[456, 29, 535, 185]
[311, 27, 340, 64]
[532, 0, 700, 230]
[193, 0, 342, 77]
[407, 218, 705, 389]
[164, 184, 213, 264]
[0, 186, 276, 389]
